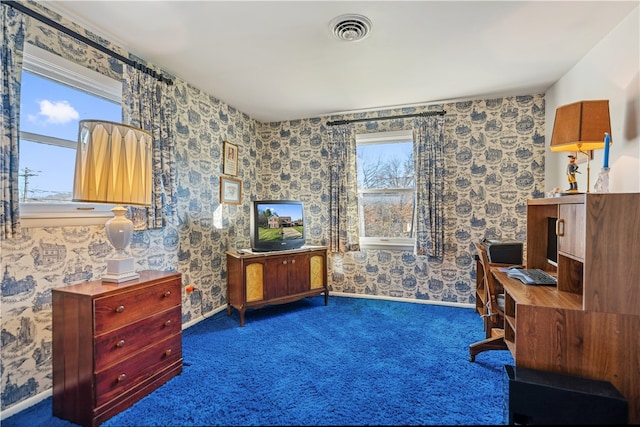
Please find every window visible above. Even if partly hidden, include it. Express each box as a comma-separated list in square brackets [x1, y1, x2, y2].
[19, 44, 122, 226]
[356, 130, 415, 250]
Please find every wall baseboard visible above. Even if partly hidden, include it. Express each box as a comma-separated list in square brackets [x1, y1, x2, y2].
[330, 292, 475, 310]
[181, 304, 227, 330]
[1, 389, 52, 421]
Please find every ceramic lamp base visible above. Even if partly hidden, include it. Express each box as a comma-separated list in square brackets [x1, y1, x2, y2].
[103, 257, 139, 283]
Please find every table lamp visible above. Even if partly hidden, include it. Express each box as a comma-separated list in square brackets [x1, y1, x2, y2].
[73, 120, 152, 283]
[549, 100, 611, 193]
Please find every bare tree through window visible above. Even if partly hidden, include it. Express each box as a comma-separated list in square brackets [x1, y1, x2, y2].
[357, 135, 415, 243]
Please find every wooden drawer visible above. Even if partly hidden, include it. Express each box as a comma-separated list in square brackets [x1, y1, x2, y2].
[95, 333, 182, 406]
[94, 279, 181, 334]
[94, 305, 182, 372]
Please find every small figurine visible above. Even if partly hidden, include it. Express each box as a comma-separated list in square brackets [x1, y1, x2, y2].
[566, 154, 580, 192]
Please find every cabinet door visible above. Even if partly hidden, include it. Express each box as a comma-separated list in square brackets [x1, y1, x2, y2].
[245, 261, 265, 302]
[310, 252, 325, 289]
[558, 203, 585, 260]
[264, 256, 289, 299]
[287, 253, 311, 294]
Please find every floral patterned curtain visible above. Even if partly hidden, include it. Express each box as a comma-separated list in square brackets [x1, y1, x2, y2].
[413, 115, 446, 258]
[0, 4, 25, 239]
[122, 65, 177, 230]
[327, 124, 360, 253]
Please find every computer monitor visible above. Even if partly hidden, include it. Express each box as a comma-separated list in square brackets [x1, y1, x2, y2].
[546, 217, 558, 267]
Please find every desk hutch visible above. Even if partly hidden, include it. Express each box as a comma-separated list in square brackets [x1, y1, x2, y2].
[492, 193, 639, 423]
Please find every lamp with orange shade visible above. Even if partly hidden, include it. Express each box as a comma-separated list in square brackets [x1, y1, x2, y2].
[549, 100, 612, 193]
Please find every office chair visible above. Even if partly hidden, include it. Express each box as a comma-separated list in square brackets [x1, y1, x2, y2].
[469, 242, 509, 362]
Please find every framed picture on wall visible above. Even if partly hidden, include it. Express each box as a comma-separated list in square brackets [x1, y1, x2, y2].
[223, 141, 239, 176]
[220, 176, 242, 204]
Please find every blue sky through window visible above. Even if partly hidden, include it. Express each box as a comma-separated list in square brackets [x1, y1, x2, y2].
[19, 71, 121, 200]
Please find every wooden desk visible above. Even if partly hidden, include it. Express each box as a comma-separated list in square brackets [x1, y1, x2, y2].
[495, 193, 640, 423]
[494, 268, 639, 424]
[493, 268, 581, 356]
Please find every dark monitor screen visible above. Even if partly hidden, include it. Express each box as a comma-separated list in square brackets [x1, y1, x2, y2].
[546, 217, 558, 266]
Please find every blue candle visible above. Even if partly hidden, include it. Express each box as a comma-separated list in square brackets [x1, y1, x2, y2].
[603, 132, 611, 168]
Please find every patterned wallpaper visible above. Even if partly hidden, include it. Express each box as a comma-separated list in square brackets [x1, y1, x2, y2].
[0, 1, 545, 414]
[263, 99, 546, 302]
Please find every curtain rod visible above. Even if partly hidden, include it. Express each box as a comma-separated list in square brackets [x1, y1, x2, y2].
[2, 0, 173, 85]
[326, 110, 446, 126]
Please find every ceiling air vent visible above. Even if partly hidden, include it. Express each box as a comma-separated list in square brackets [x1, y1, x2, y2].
[329, 14, 372, 42]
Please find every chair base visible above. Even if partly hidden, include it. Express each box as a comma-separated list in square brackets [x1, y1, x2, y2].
[469, 329, 508, 362]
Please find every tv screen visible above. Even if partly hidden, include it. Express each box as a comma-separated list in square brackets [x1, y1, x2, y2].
[250, 200, 306, 252]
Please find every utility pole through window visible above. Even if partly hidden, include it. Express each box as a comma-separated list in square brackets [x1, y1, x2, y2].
[19, 167, 40, 202]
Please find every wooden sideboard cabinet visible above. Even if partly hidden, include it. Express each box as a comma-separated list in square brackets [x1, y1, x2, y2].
[52, 271, 183, 427]
[226, 247, 328, 326]
[494, 193, 640, 423]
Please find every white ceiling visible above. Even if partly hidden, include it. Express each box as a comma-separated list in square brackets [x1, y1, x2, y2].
[45, 1, 638, 123]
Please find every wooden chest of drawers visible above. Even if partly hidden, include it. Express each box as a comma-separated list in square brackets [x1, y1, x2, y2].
[52, 271, 183, 427]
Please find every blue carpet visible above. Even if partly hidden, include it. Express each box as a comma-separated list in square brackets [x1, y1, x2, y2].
[3, 296, 514, 426]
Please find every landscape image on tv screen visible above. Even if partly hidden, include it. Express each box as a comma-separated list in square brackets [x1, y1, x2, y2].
[256, 203, 304, 243]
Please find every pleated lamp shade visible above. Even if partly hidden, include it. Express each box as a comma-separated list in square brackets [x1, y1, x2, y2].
[73, 120, 152, 206]
[550, 100, 611, 152]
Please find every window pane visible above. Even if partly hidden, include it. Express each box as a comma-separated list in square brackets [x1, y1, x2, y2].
[356, 141, 414, 189]
[360, 192, 414, 238]
[356, 134, 415, 245]
[19, 140, 75, 202]
[19, 71, 121, 203]
[20, 71, 120, 140]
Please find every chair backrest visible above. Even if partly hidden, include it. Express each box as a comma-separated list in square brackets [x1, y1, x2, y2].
[476, 243, 505, 328]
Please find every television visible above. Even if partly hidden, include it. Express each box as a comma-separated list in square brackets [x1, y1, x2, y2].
[250, 200, 306, 252]
[546, 217, 558, 267]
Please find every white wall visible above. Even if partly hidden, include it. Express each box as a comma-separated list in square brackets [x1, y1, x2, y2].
[545, 6, 640, 194]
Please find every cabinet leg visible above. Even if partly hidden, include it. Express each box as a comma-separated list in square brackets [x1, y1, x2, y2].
[324, 290, 329, 306]
[226, 304, 231, 316]
[240, 309, 245, 327]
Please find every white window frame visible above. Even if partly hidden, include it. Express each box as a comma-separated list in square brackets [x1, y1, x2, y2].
[356, 130, 415, 251]
[19, 44, 122, 228]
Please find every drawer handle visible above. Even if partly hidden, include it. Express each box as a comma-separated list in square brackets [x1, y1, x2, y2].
[117, 373, 126, 382]
[115, 305, 125, 313]
[165, 348, 172, 357]
[283, 260, 287, 265]
[556, 218, 565, 237]
[164, 291, 171, 298]
[164, 320, 172, 327]
[291, 259, 295, 264]
[116, 339, 126, 348]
